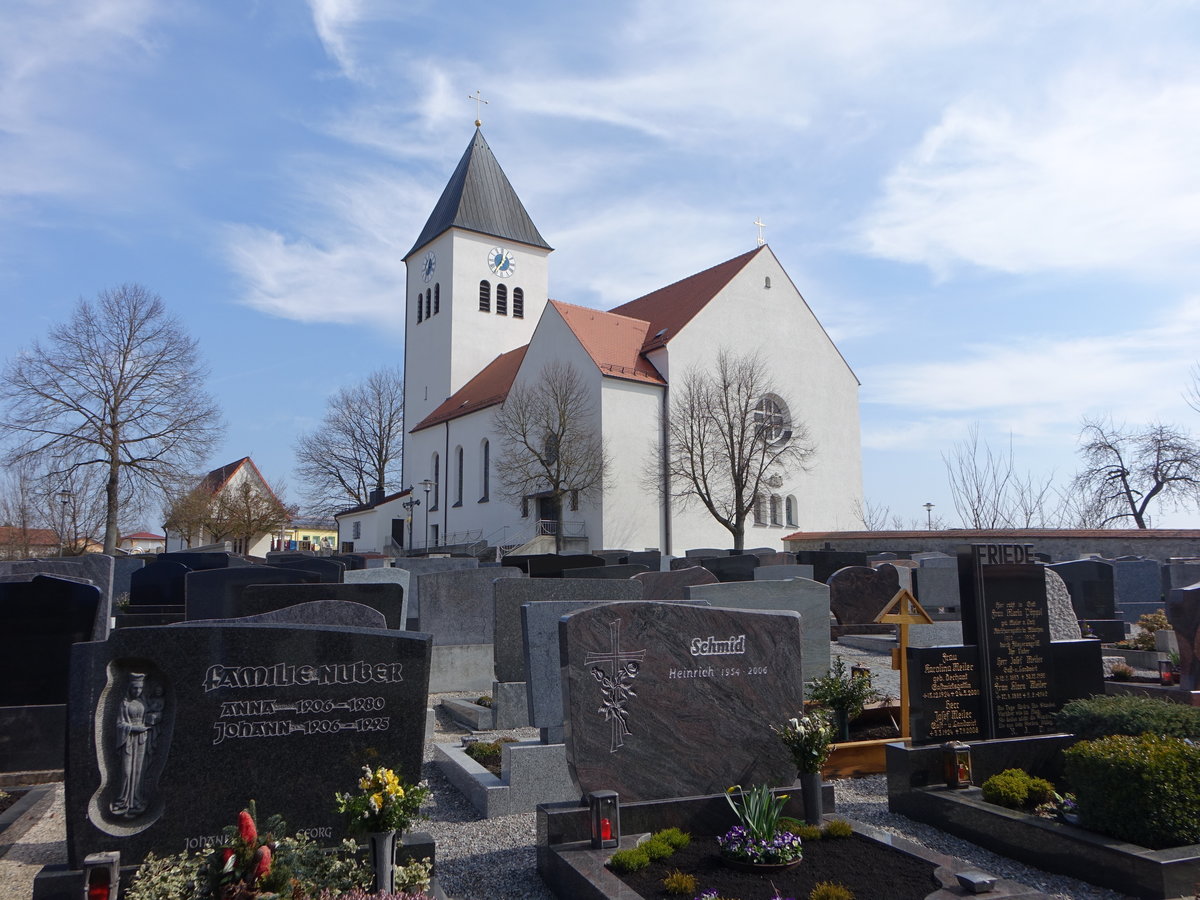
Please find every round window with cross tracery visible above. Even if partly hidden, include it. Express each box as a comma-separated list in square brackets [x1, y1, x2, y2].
[754, 394, 791, 446]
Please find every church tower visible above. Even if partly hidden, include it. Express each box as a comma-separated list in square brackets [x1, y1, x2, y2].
[402, 129, 552, 434]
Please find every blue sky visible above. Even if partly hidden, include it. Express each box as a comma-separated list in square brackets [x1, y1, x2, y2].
[4, 1, 1200, 529]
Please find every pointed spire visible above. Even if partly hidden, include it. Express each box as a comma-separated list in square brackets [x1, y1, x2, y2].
[406, 129, 552, 258]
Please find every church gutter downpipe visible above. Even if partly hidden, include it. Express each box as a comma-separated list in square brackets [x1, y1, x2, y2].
[661, 384, 672, 556]
[443, 420, 450, 548]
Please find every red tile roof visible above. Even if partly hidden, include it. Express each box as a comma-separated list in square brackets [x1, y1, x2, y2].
[411, 345, 529, 433]
[609, 246, 763, 351]
[120, 532, 164, 541]
[196, 457, 281, 504]
[0, 526, 59, 546]
[549, 301, 665, 385]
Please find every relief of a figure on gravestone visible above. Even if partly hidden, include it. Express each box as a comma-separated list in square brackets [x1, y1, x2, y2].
[585, 620, 645, 752]
[110, 673, 157, 816]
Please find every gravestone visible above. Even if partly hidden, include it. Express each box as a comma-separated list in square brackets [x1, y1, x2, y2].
[158, 552, 249, 570]
[416, 567, 522, 692]
[1163, 559, 1200, 600]
[669, 556, 703, 570]
[912, 554, 960, 611]
[795, 550, 870, 584]
[12, 555, 114, 603]
[561, 602, 804, 800]
[626, 551, 662, 570]
[1045, 569, 1083, 641]
[699, 554, 760, 582]
[266, 556, 345, 584]
[328, 554, 369, 571]
[684, 548, 725, 558]
[65, 622, 431, 867]
[754, 552, 796, 567]
[827, 564, 900, 634]
[1167, 583, 1200, 691]
[240, 584, 407, 630]
[1049, 559, 1116, 619]
[753, 564, 814, 581]
[184, 567, 319, 620]
[1111, 557, 1163, 624]
[130, 560, 191, 606]
[391, 557, 477, 619]
[592, 551, 630, 565]
[494, 579, 643, 684]
[632, 565, 718, 601]
[565, 564, 648, 580]
[187, 600, 387, 629]
[526, 554, 606, 578]
[112, 557, 147, 600]
[685, 578, 830, 683]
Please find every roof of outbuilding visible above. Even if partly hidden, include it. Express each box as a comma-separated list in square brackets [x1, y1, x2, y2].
[411, 345, 530, 433]
[406, 128, 551, 258]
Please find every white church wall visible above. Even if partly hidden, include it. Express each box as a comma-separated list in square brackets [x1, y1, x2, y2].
[598, 377, 663, 551]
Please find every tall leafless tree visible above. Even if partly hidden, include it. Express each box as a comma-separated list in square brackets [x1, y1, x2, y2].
[294, 367, 405, 515]
[0, 460, 48, 558]
[0, 285, 222, 553]
[1072, 418, 1200, 528]
[943, 424, 1059, 528]
[660, 350, 814, 551]
[492, 361, 609, 552]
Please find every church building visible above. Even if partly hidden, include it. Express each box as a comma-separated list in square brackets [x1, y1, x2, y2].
[383, 128, 862, 555]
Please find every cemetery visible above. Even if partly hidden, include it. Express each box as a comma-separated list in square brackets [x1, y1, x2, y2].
[3, 542, 1200, 899]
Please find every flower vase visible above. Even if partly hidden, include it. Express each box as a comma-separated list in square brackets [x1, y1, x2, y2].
[799, 771, 823, 825]
[368, 830, 397, 894]
[834, 710, 851, 743]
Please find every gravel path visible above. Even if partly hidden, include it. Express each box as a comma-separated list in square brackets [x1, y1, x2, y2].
[0, 644, 1139, 899]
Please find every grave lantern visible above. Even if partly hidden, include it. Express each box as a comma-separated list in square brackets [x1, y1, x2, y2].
[1159, 659, 1177, 686]
[588, 790, 620, 849]
[942, 741, 973, 789]
[82, 851, 120, 900]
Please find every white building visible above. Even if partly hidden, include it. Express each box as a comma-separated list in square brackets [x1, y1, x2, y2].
[371, 128, 861, 555]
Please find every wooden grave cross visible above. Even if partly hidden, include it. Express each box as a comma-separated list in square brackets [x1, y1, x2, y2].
[874, 588, 934, 738]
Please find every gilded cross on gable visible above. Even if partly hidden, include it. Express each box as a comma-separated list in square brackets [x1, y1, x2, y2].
[754, 217, 767, 246]
[467, 90, 489, 126]
[585, 619, 646, 752]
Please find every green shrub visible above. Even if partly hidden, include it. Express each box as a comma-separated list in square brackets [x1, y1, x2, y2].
[475, 695, 493, 708]
[1025, 776, 1056, 807]
[463, 736, 517, 766]
[981, 769, 1038, 809]
[1063, 733, 1200, 849]
[794, 823, 823, 841]
[607, 847, 650, 873]
[655, 827, 691, 850]
[1056, 694, 1200, 741]
[810, 881, 855, 900]
[661, 868, 697, 895]
[821, 818, 854, 839]
[641, 836, 674, 861]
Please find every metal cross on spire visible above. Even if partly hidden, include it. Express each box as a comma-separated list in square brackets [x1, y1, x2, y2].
[754, 217, 767, 246]
[468, 90, 489, 126]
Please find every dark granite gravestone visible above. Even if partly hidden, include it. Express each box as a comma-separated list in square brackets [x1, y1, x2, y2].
[593, 551, 630, 565]
[1048, 559, 1116, 619]
[266, 557, 345, 584]
[795, 550, 870, 584]
[907, 646, 984, 743]
[12, 555, 115, 603]
[494, 578, 643, 684]
[1111, 557, 1163, 624]
[240, 584, 406, 630]
[632, 565, 719, 601]
[699, 554, 760, 583]
[755, 552, 798, 567]
[391, 557, 478, 620]
[1167, 583, 1200, 691]
[753, 564, 815, 581]
[158, 552, 250, 570]
[669, 556, 704, 570]
[65, 622, 432, 867]
[565, 564, 649, 580]
[560, 602, 804, 801]
[112, 557, 147, 599]
[626, 551, 662, 570]
[912, 557, 960, 612]
[328, 554, 369, 571]
[130, 560, 191, 606]
[187, 600, 387, 629]
[684, 548, 726, 558]
[526, 554, 606, 578]
[184, 567, 319, 620]
[827, 564, 900, 634]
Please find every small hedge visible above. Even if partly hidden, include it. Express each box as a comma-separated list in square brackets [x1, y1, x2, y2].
[980, 769, 1055, 810]
[1056, 694, 1200, 741]
[1063, 733, 1200, 849]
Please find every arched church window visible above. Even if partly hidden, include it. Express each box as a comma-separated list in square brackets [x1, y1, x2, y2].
[512, 288, 524, 319]
[431, 454, 440, 510]
[416, 292, 423, 323]
[496, 284, 508, 316]
[479, 280, 491, 312]
[434, 283, 440, 315]
[479, 439, 490, 502]
[769, 494, 782, 526]
[752, 493, 765, 526]
[785, 495, 797, 527]
[425, 289, 431, 320]
[754, 395, 791, 446]
[454, 446, 463, 507]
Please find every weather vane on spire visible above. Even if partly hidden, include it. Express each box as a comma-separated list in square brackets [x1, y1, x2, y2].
[754, 217, 766, 246]
[468, 90, 489, 127]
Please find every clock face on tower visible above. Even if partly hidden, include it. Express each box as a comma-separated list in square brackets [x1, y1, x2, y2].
[487, 247, 516, 277]
[421, 250, 437, 283]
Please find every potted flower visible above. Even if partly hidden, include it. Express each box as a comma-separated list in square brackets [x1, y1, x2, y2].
[717, 783, 804, 871]
[334, 766, 429, 894]
[772, 710, 834, 824]
[806, 655, 881, 742]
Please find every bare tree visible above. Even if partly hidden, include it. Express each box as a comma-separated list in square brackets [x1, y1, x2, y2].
[295, 367, 405, 515]
[661, 349, 814, 551]
[1072, 418, 1200, 528]
[162, 481, 216, 548]
[943, 424, 1059, 528]
[205, 479, 295, 553]
[0, 284, 222, 553]
[492, 361, 608, 552]
[0, 460, 48, 558]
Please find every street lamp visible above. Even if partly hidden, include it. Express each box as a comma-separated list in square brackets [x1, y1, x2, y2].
[923, 502, 935, 530]
[418, 479, 436, 552]
[401, 489, 421, 554]
[58, 490, 72, 556]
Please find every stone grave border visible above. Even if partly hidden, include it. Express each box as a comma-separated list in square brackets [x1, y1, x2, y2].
[434, 738, 577, 819]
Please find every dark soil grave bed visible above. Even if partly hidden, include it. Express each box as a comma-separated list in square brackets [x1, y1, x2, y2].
[0, 789, 25, 817]
[611, 831, 940, 900]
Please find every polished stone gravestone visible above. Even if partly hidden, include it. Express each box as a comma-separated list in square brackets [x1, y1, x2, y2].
[699, 554, 760, 582]
[344, 568, 411, 625]
[1049, 559, 1116, 619]
[1, 576, 106, 773]
[494, 579, 643, 684]
[907, 646, 984, 743]
[1111, 557, 1163, 624]
[684, 579, 830, 684]
[267, 556, 345, 584]
[827, 564, 900, 634]
[1167, 583, 1200, 691]
[158, 551, 249, 570]
[184, 567, 319, 620]
[129, 560, 191, 606]
[526, 554, 606, 578]
[912, 556, 960, 612]
[11, 555, 115, 603]
[193, 599, 387, 629]
[683, 548, 726, 558]
[868, 552, 898, 562]
[416, 567, 522, 692]
[240, 583, 407, 630]
[65, 621, 432, 867]
[561, 602, 803, 800]
[391, 557, 477, 619]
[754, 563, 814, 581]
[626, 551, 662, 570]
[1163, 559, 1200, 601]
[632, 565, 718, 601]
[795, 550, 870, 584]
[112, 557, 147, 599]
[669, 556, 704, 570]
[876, 559, 916, 592]
[328, 554, 369, 570]
[565, 564, 648, 580]
[593, 550, 631, 565]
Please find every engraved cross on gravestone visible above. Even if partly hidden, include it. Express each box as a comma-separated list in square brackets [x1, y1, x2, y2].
[584, 620, 645, 752]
